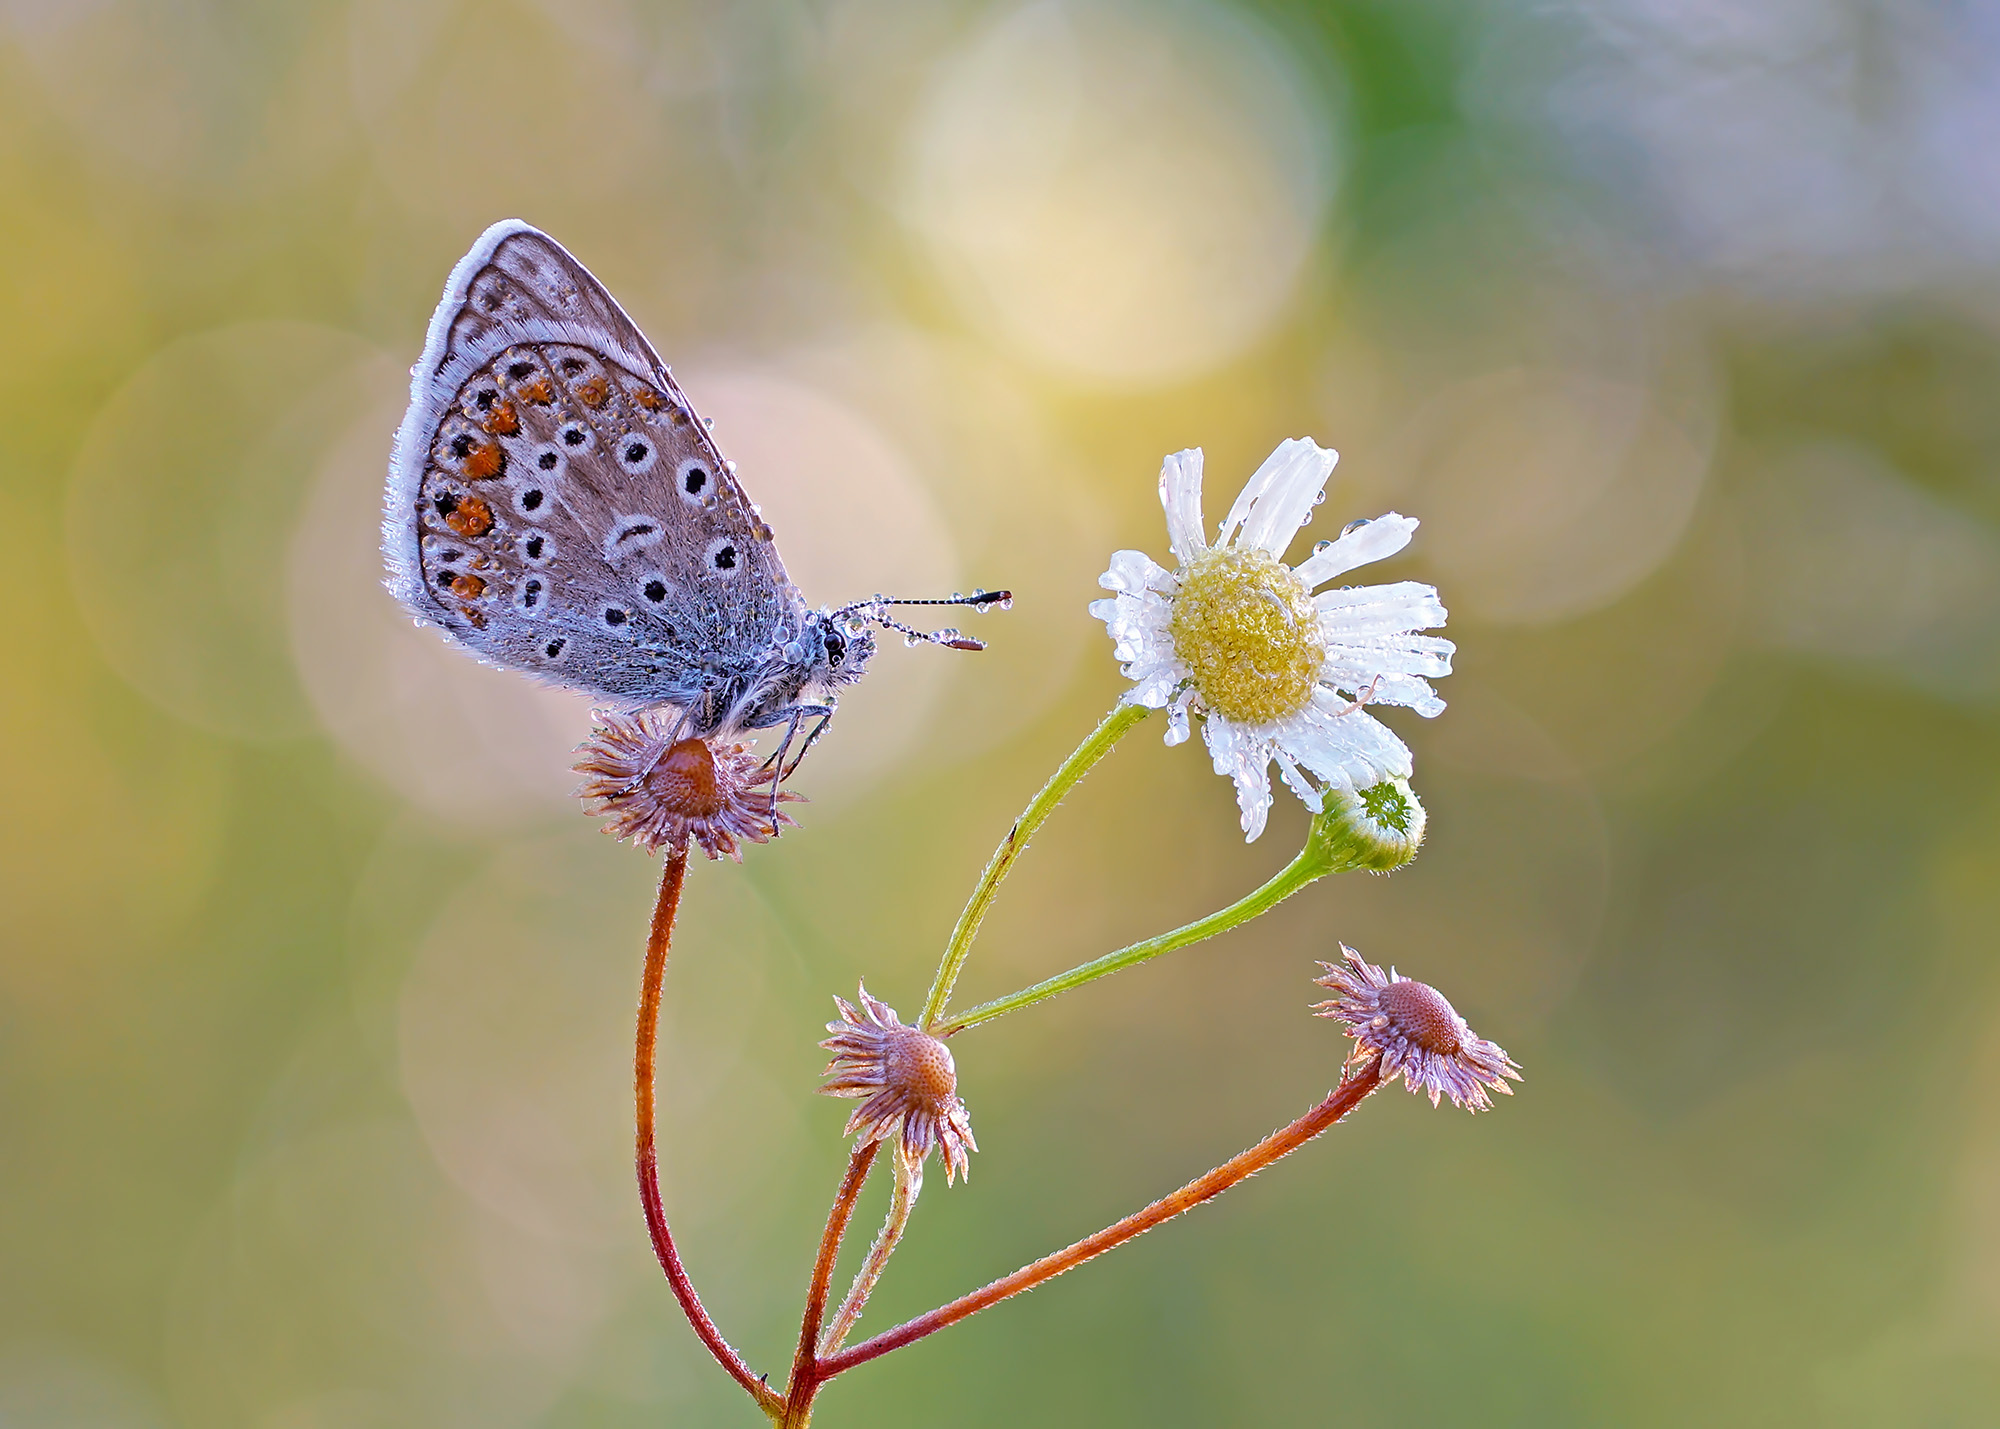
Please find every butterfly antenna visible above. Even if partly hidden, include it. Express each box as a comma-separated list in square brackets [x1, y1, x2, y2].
[838, 589, 1013, 652]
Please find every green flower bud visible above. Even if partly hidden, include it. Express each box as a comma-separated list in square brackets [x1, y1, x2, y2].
[1307, 777, 1426, 873]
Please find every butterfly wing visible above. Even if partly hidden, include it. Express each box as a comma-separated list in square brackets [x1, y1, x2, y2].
[384, 221, 807, 711]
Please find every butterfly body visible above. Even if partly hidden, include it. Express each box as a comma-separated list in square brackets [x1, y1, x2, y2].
[383, 221, 876, 743]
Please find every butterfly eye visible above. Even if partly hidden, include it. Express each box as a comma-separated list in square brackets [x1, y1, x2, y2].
[704, 537, 740, 576]
[559, 422, 591, 450]
[640, 575, 670, 605]
[513, 485, 549, 520]
[540, 636, 567, 662]
[617, 437, 657, 475]
[676, 458, 711, 505]
[600, 606, 632, 633]
[603, 515, 663, 562]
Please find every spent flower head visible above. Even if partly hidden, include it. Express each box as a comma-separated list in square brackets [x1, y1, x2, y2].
[1091, 439, 1453, 841]
[819, 986, 977, 1184]
[1312, 947, 1520, 1111]
[573, 712, 798, 860]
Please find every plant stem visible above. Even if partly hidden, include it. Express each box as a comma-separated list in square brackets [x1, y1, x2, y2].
[819, 1056, 1386, 1379]
[938, 809, 1354, 1036]
[635, 844, 783, 1418]
[820, 1144, 923, 1355]
[780, 1139, 880, 1428]
[918, 702, 1149, 1031]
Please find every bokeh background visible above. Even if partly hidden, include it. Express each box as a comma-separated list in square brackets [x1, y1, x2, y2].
[6, 0, 2000, 1424]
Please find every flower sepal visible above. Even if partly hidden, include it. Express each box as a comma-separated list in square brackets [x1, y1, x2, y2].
[1302, 777, 1427, 875]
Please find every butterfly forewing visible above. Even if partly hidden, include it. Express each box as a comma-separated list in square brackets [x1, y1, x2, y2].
[386, 222, 805, 707]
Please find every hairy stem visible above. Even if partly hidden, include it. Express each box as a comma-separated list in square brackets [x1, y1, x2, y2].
[820, 1056, 1386, 1378]
[635, 844, 783, 1417]
[941, 845, 1322, 1035]
[781, 1139, 880, 1428]
[938, 801, 1366, 1035]
[918, 702, 1149, 1031]
[821, 1145, 923, 1355]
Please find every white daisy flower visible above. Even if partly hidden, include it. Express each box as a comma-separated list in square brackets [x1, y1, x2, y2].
[1089, 439, 1453, 842]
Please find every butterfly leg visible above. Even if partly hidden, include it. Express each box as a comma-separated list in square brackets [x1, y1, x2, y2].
[780, 705, 836, 780]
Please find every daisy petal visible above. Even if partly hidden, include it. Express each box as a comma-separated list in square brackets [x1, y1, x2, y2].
[1218, 437, 1337, 558]
[1100, 548, 1175, 596]
[1159, 449, 1207, 566]
[1314, 580, 1448, 635]
[1203, 715, 1276, 841]
[1292, 512, 1419, 588]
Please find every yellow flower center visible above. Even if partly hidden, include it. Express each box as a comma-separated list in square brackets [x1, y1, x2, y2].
[1168, 548, 1324, 725]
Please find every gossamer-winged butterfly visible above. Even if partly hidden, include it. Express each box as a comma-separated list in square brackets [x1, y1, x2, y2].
[383, 220, 1007, 783]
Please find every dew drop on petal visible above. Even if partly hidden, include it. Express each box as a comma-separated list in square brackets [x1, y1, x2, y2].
[1313, 539, 1334, 554]
[1340, 518, 1372, 538]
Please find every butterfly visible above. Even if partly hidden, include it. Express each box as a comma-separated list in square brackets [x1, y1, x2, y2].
[383, 220, 1005, 779]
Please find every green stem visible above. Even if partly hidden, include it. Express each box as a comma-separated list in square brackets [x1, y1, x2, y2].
[819, 1144, 922, 1355]
[937, 803, 1366, 1036]
[917, 702, 1150, 1031]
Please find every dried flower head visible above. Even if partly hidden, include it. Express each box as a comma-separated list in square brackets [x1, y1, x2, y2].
[819, 986, 977, 1184]
[573, 711, 798, 860]
[1312, 947, 1521, 1111]
[1090, 439, 1453, 842]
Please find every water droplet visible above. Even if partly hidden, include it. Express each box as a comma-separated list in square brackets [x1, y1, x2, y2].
[725, 460, 737, 473]
[1300, 511, 1313, 526]
[702, 416, 714, 429]
[1313, 539, 1333, 554]
[1340, 518, 1372, 538]
[1313, 490, 1327, 505]
[996, 593, 1014, 611]
[903, 634, 920, 648]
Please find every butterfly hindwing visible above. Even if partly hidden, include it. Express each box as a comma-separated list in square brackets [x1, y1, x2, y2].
[385, 221, 806, 707]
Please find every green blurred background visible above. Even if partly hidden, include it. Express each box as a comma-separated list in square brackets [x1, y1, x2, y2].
[7, 1, 2000, 1424]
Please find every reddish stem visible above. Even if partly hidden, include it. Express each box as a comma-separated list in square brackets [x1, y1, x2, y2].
[636, 843, 783, 1416]
[820, 1056, 1386, 1379]
[780, 1140, 882, 1427]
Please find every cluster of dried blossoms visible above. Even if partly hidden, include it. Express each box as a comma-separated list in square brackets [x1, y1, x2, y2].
[569, 439, 1521, 1427]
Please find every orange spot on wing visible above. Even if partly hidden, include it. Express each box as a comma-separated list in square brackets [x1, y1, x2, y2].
[462, 442, 505, 481]
[444, 495, 494, 538]
[482, 399, 520, 436]
[576, 376, 610, 408]
[631, 385, 666, 410]
[450, 572, 487, 600]
[518, 377, 554, 405]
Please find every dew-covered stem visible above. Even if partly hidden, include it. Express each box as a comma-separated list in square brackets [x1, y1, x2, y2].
[821, 1144, 923, 1355]
[917, 702, 1149, 1031]
[937, 802, 1366, 1035]
[818, 1056, 1386, 1378]
[781, 1139, 880, 1428]
[635, 843, 783, 1417]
